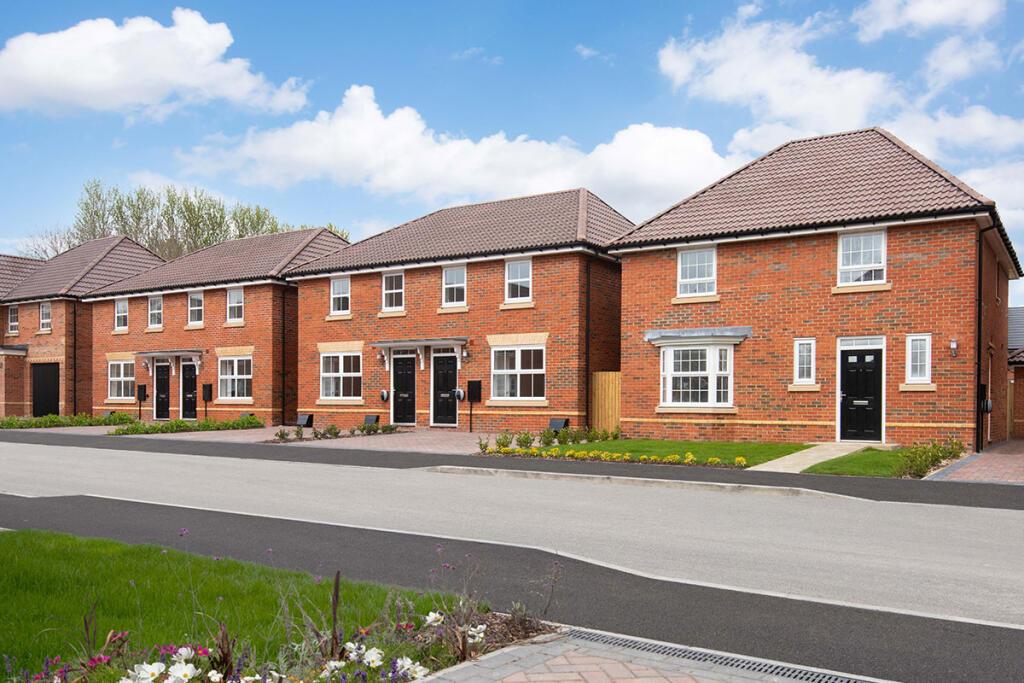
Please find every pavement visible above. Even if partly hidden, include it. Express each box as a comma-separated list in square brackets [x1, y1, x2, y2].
[929, 439, 1024, 485]
[747, 442, 866, 473]
[287, 429, 497, 454]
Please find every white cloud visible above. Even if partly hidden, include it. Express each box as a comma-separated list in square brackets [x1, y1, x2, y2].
[574, 44, 599, 59]
[961, 162, 1024, 301]
[0, 8, 307, 119]
[657, 9, 899, 131]
[923, 36, 1000, 95]
[884, 105, 1024, 160]
[852, 0, 1004, 42]
[451, 47, 502, 65]
[178, 84, 740, 221]
[727, 122, 817, 156]
[127, 170, 234, 203]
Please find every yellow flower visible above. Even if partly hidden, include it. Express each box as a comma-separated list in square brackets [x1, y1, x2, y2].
[708, 457, 721, 465]
[734, 456, 747, 467]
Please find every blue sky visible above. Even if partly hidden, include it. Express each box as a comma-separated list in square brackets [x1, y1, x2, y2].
[1, 1, 1022, 294]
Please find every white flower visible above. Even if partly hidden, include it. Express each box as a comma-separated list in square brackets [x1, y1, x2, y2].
[172, 648, 195, 663]
[168, 662, 200, 683]
[118, 678, 135, 683]
[395, 657, 413, 673]
[410, 664, 430, 680]
[134, 663, 166, 681]
[362, 648, 384, 668]
[319, 660, 346, 678]
[424, 611, 444, 626]
[268, 672, 283, 683]
[241, 677, 261, 683]
[467, 624, 486, 644]
[343, 642, 365, 662]
[206, 672, 222, 683]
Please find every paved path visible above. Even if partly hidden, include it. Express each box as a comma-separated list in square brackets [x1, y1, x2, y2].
[287, 429, 497, 454]
[748, 442, 865, 473]
[929, 439, 1024, 485]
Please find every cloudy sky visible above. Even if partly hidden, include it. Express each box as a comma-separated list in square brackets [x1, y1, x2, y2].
[1, 1, 1022, 295]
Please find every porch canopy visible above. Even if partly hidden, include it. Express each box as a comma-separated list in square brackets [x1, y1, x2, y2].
[369, 337, 468, 370]
[133, 349, 203, 376]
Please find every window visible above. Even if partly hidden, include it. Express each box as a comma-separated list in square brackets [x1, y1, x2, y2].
[218, 356, 252, 398]
[660, 345, 733, 407]
[442, 265, 466, 307]
[491, 346, 545, 399]
[906, 334, 932, 384]
[382, 272, 404, 311]
[505, 259, 531, 302]
[226, 289, 244, 322]
[188, 291, 203, 324]
[114, 299, 128, 330]
[320, 352, 362, 398]
[330, 278, 350, 315]
[39, 302, 51, 331]
[7, 306, 17, 334]
[838, 231, 886, 284]
[148, 296, 162, 327]
[677, 248, 716, 296]
[793, 338, 816, 384]
[107, 360, 135, 399]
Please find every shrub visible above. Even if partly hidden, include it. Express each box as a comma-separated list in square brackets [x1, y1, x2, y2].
[111, 415, 262, 435]
[567, 428, 582, 444]
[349, 427, 357, 435]
[381, 423, 397, 434]
[894, 438, 963, 478]
[311, 427, 324, 439]
[293, 425, 304, 440]
[0, 412, 137, 430]
[357, 422, 380, 435]
[555, 428, 571, 445]
[324, 424, 341, 438]
[275, 428, 290, 441]
[476, 435, 490, 452]
[515, 431, 535, 448]
[538, 428, 556, 446]
[494, 430, 513, 449]
[611, 426, 621, 440]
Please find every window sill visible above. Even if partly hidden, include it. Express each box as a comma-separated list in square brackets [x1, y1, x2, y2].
[671, 294, 721, 305]
[223, 320, 245, 328]
[35, 329, 52, 336]
[112, 329, 129, 335]
[325, 313, 352, 321]
[316, 398, 365, 406]
[378, 310, 407, 318]
[831, 282, 892, 294]
[4, 332, 18, 338]
[437, 305, 469, 314]
[655, 405, 738, 414]
[485, 399, 549, 407]
[104, 398, 136, 405]
[184, 323, 205, 330]
[214, 398, 254, 405]
[788, 383, 821, 392]
[899, 383, 936, 392]
[499, 301, 535, 310]
[144, 326, 163, 333]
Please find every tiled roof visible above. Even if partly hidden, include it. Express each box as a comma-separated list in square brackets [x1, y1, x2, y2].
[286, 188, 633, 276]
[2, 236, 164, 302]
[614, 128, 998, 247]
[1009, 307, 1024, 351]
[0, 255, 42, 297]
[89, 228, 348, 296]
[1009, 347, 1024, 365]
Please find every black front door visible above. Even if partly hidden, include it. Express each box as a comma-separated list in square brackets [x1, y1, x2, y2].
[393, 356, 416, 424]
[433, 354, 457, 425]
[840, 349, 882, 441]
[155, 364, 171, 420]
[181, 363, 197, 420]
[31, 363, 59, 417]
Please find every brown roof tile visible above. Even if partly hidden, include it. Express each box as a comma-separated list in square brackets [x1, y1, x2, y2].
[0, 255, 42, 297]
[286, 188, 633, 276]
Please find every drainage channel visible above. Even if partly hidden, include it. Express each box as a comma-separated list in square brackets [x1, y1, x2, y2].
[563, 628, 885, 683]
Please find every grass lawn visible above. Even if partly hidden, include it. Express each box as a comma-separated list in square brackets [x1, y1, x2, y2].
[552, 439, 810, 466]
[802, 448, 902, 477]
[0, 530, 449, 670]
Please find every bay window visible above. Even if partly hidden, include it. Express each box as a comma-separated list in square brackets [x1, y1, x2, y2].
[660, 345, 732, 407]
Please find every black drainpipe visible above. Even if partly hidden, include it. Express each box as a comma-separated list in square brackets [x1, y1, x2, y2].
[975, 224, 996, 451]
[584, 259, 592, 427]
[72, 299, 77, 415]
[280, 284, 287, 426]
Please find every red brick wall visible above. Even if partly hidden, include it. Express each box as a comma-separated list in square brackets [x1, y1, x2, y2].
[587, 257, 622, 374]
[296, 252, 618, 431]
[89, 284, 290, 424]
[620, 219, 994, 449]
[980, 231, 1010, 447]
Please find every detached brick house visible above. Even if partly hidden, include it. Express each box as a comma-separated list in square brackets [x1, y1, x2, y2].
[285, 189, 632, 431]
[610, 128, 1019, 451]
[83, 228, 346, 425]
[0, 237, 164, 417]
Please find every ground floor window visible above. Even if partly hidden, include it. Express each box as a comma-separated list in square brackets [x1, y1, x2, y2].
[660, 345, 732, 407]
[491, 345, 545, 399]
[108, 360, 135, 399]
[218, 356, 252, 398]
[320, 352, 361, 398]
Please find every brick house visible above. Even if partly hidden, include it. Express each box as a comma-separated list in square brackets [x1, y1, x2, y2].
[0, 237, 164, 417]
[610, 128, 1019, 451]
[285, 189, 632, 431]
[83, 228, 346, 425]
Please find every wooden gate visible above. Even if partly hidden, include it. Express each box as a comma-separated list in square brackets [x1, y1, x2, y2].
[590, 371, 620, 432]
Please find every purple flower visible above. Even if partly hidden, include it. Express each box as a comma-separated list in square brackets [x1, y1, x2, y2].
[179, 528, 190, 537]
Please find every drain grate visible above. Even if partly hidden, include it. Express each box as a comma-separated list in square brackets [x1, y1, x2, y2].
[564, 628, 878, 683]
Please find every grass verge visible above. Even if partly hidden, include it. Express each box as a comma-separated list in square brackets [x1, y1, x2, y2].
[487, 439, 809, 467]
[802, 448, 902, 477]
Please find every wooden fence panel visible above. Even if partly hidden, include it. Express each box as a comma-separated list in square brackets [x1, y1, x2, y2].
[590, 371, 621, 432]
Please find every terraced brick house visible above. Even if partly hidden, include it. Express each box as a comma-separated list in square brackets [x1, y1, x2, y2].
[286, 189, 632, 431]
[0, 237, 165, 417]
[610, 128, 1019, 451]
[83, 229, 347, 425]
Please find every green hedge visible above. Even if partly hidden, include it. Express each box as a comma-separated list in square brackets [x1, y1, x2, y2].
[111, 414, 264, 435]
[0, 412, 137, 430]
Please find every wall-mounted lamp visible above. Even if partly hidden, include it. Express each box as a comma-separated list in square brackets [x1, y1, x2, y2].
[461, 348, 468, 359]
[950, 339, 958, 358]
[380, 389, 389, 402]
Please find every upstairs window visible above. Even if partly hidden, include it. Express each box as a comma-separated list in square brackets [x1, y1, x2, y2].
[677, 248, 716, 296]
[838, 231, 886, 284]
[188, 291, 204, 324]
[906, 334, 932, 384]
[107, 360, 135, 399]
[491, 346, 545, 399]
[7, 306, 17, 334]
[320, 352, 362, 399]
[382, 272, 404, 311]
[148, 296, 162, 327]
[226, 288, 244, 322]
[330, 277, 350, 315]
[660, 345, 732, 407]
[114, 299, 128, 330]
[505, 259, 531, 302]
[793, 338, 816, 384]
[442, 265, 466, 307]
[39, 302, 51, 331]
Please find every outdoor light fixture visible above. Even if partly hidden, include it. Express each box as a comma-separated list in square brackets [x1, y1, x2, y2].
[950, 339, 958, 357]
[462, 347, 468, 358]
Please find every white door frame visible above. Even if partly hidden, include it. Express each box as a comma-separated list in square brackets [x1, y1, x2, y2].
[835, 336, 886, 443]
[152, 359, 171, 421]
[389, 348, 417, 426]
[179, 359, 197, 421]
[429, 346, 459, 427]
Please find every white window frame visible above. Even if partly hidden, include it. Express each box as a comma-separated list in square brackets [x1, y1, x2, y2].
[319, 352, 362, 399]
[793, 338, 816, 385]
[382, 271, 404, 311]
[490, 345, 545, 400]
[107, 360, 135, 399]
[442, 265, 467, 308]
[188, 291, 204, 325]
[676, 247, 717, 297]
[7, 306, 17, 334]
[226, 288, 244, 322]
[148, 296, 162, 328]
[114, 299, 128, 330]
[39, 302, 51, 331]
[837, 230, 886, 285]
[905, 333, 932, 384]
[504, 259, 532, 303]
[218, 355, 253, 399]
[330, 277, 351, 315]
[659, 345, 733, 408]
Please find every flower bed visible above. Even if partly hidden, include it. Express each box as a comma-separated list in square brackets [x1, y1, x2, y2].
[0, 412, 136, 429]
[485, 446, 749, 468]
[111, 415, 264, 435]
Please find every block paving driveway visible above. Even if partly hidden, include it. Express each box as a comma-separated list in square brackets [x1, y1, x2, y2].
[930, 439, 1024, 485]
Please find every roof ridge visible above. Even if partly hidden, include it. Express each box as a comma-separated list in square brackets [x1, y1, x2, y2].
[0, 253, 43, 263]
[270, 227, 326, 277]
[59, 235, 127, 295]
[870, 127, 992, 206]
[583, 190, 635, 244]
[576, 188, 588, 241]
[429, 187, 582, 213]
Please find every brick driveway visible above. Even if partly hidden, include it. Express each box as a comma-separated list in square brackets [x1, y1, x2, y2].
[928, 440, 1024, 485]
